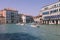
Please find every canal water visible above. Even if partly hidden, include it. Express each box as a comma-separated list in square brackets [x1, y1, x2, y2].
[0, 24, 60, 40]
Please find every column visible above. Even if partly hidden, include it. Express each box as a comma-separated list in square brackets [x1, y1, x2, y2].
[58, 20, 60, 24]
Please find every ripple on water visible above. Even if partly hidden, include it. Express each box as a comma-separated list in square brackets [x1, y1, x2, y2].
[0, 32, 41, 40]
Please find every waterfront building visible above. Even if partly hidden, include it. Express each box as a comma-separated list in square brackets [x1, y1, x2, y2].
[18, 14, 23, 23]
[0, 8, 19, 24]
[33, 15, 42, 24]
[0, 16, 5, 24]
[18, 14, 27, 23]
[20, 14, 34, 23]
[26, 15, 34, 23]
[40, 1, 60, 24]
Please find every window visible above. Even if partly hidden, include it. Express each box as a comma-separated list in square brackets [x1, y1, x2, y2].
[11, 15, 14, 17]
[52, 20, 54, 23]
[59, 9, 60, 11]
[57, 4, 59, 7]
[6, 21, 8, 23]
[11, 21, 14, 23]
[50, 9, 58, 13]
[54, 5, 56, 7]
[44, 7, 48, 10]
[59, 4, 60, 7]
[43, 11, 49, 15]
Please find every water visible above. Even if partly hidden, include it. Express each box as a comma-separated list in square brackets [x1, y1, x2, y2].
[0, 24, 60, 40]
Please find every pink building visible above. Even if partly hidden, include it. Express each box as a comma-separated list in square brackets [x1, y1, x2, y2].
[0, 8, 19, 24]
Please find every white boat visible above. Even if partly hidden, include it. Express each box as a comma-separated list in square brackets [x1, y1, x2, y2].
[31, 23, 40, 28]
[16, 23, 25, 26]
[16, 23, 21, 25]
[20, 23, 25, 25]
[31, 25, 36, 27]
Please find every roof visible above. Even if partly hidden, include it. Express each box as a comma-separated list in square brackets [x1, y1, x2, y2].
[33, 15, 42, 18]
[41, 1, 60, 9]
[1, 8, 18, 12]
[19, 14, 33, 17]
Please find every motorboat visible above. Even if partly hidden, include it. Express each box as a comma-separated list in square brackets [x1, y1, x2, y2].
[20, 23, 25, 26]
[16, 23, 21, 25]
[31, 23, 40, 28]
[16, 23, 25, 26]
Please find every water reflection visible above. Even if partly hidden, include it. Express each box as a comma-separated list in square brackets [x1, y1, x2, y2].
[0, 32, 40, 40]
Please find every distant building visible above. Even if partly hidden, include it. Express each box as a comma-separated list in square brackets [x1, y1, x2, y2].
[19, 14, 34, 23]
[22, 14, 26, 23]
[26, 15, 34, 23]
[40, 1, 60, 24]
[18, 14, 23, 23]
[0, 16, 5, 24]
[33, 15, 42, 24]
[0, 8, 19, 24]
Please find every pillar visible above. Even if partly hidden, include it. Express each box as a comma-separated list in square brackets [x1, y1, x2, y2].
[58, 20, 60, 24]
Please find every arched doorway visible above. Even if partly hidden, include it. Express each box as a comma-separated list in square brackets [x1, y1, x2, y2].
[56, 20, 58, 24]
[47, 20, 49, 24]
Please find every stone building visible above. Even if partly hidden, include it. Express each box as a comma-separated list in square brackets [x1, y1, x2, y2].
[19, 14, 34, 23]
[33, 15, 42, 24]
[0, 8, 19, 24]
[40, 1, 60, 24]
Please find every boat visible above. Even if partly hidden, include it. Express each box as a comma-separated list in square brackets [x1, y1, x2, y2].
[16, 23, 25, 26]
[31, 23, 40, 28]
[20, 23, 25, 26]
[16, 23, 21, 25]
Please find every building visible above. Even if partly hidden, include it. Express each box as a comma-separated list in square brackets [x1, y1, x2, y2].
[26, 15, 34, 23]
[40, 1, 60, 24]
[33, 15, 42, 24]
[18, 14, 26, 23]
[18, 14, 23, 23]
[19, 14, 34, 23]
[0, 16, 5, 24]
[0, 8, 19, 24]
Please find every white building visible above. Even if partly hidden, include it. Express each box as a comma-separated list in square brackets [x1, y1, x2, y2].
[21, 15, 26, 23]
[21, 14, 34, 23]
[40, 1, 60, 24]
[33, 15, 42, 24]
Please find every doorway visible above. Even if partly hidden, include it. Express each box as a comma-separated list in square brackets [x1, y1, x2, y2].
[56, 20, 58, 24]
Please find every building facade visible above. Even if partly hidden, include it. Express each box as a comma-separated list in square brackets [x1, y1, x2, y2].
[0, 8, 19, 24]
[18, 14, 23, 23]
[26, 16, 34, 23]
[21, 14, 26, 23]
[0, 16, 5, 24]
[40, 1, 60, 24]
[20, 14, 34, 23]
[33, 15, 42, 24]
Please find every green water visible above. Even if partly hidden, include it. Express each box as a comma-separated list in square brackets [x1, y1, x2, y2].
[0, 24, 60, 40]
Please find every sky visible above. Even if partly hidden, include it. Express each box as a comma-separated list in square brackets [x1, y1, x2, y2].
[0, 0, 58, 16]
